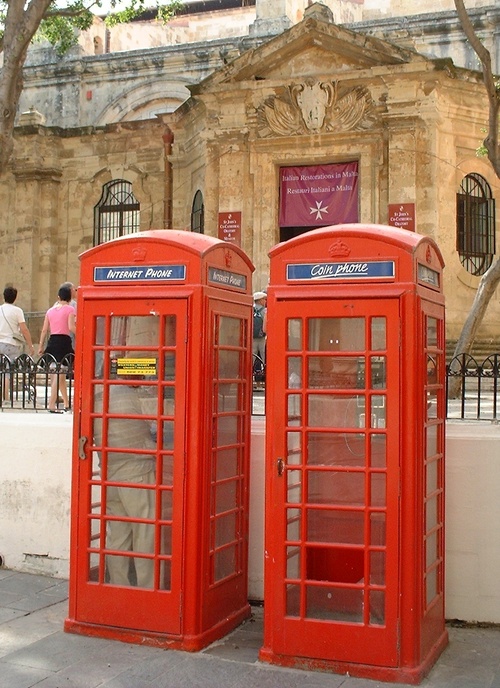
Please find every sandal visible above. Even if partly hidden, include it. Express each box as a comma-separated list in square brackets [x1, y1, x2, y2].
[49, 409, 63, 414]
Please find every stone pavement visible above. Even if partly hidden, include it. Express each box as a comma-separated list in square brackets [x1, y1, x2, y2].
[1, 569, 499, 688]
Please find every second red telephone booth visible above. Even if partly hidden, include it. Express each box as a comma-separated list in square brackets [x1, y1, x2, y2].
[260, 224, 448, 684]
[65, 230, 254, 650]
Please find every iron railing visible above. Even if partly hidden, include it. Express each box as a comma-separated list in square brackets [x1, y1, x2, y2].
[446, 353, 500, 420]
[0, 353, 74, 412]
[3, 351, 500, 420]
[253, 353, 500, 420]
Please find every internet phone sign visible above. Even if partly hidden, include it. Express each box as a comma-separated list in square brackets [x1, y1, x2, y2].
[94, 265, 186, 283]
[286, 260, 395, 281]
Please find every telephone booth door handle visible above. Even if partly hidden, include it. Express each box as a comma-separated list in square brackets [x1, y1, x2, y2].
[78, 435, 88, 460]
[277, 458, 285, 477]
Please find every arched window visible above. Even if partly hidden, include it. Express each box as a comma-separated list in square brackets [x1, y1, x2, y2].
[456, 173, 495, 276]
[94, 180, 140, 246]
[191, 190, 204, 234]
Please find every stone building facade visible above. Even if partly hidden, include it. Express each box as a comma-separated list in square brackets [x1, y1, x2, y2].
[1, 0, 499, 349]
[18, 1, 499, 130]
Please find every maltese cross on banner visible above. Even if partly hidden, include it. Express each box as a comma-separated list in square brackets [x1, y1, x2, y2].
[309, 200, 329, 221]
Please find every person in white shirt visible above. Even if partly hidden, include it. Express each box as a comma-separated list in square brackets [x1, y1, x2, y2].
[0, 286, 35, 358]
[0, 286, 35, 399]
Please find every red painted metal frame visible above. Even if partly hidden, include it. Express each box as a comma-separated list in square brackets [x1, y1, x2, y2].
[260, 224, 447, 684]
[65, 230, 254, 651]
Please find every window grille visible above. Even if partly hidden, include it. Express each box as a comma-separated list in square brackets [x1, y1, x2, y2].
[191, 190, 204, 234]
[94, 180, 140, 246]
[456, 173, 495, 276]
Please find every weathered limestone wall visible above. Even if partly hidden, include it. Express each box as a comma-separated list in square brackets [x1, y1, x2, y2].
[1, 120, 166, 315]
[107, 6, 257, 51]
[20, 42, 223, 129]
[436, 80, 500, 344]
[363, 0, 489, 17]
[351, 5, 499, 74]
[19, 5, 500, 132]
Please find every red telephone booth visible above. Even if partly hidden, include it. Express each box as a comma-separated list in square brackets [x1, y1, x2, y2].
[65, 230, 254, 650]
[259, 224, 448, 683]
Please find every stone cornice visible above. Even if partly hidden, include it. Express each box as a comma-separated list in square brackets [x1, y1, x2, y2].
[22, 37, 254, 81]
[14, 118, 165, 139]
[12, 166, 62, 182]
[348, 6, 500, 37]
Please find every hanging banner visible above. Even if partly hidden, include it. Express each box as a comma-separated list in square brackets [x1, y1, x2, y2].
[279, 161, 359, 228]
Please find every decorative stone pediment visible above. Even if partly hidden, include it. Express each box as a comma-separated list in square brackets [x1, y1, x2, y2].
[257, 80, 378, 138]
[190, 14, 425, 96]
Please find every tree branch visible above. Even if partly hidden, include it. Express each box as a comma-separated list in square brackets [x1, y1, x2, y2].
[454, 0, 500, 177]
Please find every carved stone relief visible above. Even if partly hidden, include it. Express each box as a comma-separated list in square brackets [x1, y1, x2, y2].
[257, 79, 378, 137]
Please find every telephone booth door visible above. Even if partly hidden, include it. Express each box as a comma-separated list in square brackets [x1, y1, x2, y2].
[262, 296, 401, 667]
[70, 296, 187, 635]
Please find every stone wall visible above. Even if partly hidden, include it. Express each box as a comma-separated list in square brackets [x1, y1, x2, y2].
[1, 120, 167, 315]
[19, 4, 500, 130]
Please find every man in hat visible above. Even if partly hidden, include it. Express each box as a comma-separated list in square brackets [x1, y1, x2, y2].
[253, 291, 267, 389]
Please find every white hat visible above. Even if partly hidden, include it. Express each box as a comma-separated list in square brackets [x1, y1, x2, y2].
[253, 291, 267, 300]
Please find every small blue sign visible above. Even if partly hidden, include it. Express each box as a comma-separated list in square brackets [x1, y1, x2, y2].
[208, 267, 247, 291]
[286, 261, 395, 281]
[94, 265, 186, 283]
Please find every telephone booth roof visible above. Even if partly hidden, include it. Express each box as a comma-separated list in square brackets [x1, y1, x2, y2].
[269, 223, 444, 291]
[79, 229, 254, 291]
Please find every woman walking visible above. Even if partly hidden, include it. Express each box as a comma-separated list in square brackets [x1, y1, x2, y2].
[38, 285, 76, 413]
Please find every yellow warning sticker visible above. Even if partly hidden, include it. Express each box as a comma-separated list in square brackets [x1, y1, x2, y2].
[113, 358, 157, 376]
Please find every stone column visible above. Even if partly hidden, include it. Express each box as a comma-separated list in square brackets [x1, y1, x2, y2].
[10, 114, 62, 315]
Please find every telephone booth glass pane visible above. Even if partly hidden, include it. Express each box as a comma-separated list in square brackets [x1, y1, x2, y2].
[371, 357, 386, 389]
[370, 395, 386, 429]
[287, 357, 302, 388]
[371, 317, 386, 350]
[307, 432, 365, 467]
[287, 432, 301, 465]
[288, 470, 302, 503]
[371, 434, 386, 468]
[427, 317, 438, 347]
[308, 394, 363, 428]
[308, 318, 365, 351]
[427, 425, 438, 457]
[287, 508, 301, 540]
[308, 357, 361, 389]
[370, 551, 385, 585]
[288, 395, 301, 422]
[287, 319, 302, 350]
